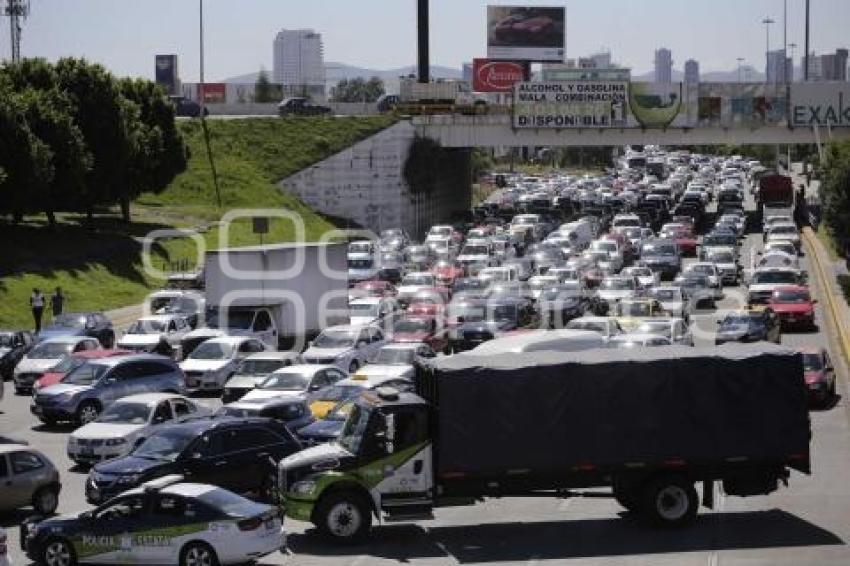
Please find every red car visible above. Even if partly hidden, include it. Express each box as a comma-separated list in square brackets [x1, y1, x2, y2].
[767, 285, 816, 329]
[800, 347, 836, 405]
[664, 226, 697, 257]
[33, 349, 133, 392]
[406, 288, 450, 318]
[431, 261, 464, 288]
[391, 315, 449, 353]
[350, 280, 396, 299]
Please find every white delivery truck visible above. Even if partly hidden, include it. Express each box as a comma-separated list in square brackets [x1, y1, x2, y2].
[181, 242, 349, 354]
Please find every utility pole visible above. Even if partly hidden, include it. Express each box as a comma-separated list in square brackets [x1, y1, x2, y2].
[199, 0, 205, 117]
[4, 0, 29, 63]
[783, 0, 788, 83]
[804, 0, 810, 81]
[762, 17, 775, 80]
[417, 0, 429, 83]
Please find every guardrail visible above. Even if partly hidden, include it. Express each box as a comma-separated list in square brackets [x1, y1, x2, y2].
[803, 227, 850, 361]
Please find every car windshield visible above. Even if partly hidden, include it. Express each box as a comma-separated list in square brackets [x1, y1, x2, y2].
[62, 363, 109, 385]
[348, 259, 374, 269]
[723, 314, 758, 326]
[197, 488, 268, 518]
[402, 274, 434, 286]
[29, 342, 73, 359]
[189, 342, 233, 360]
[689, 265, 714, 275]
[349, 303, 379, 317]
[771, 226, 797, 235]
[601, 278, 634, 290]
[488, 304, 518, 322]
[627, 268, 651, 277]
[393, 318, 431, 334]
[616, 302, 653, 317]
[461, 245, 488, 256]
[50, 314, 86, 329]
[259, 372, 310, 391]
[373, 348, 416, 365]
[349, 242, 373, 254]
[642, 243, 676, 255]
[636, 322, 672, 337]
[314, 330, 356, 348]
[651, 289, 680, 301]
[237, 359, 287, 376]
[540, 288, 580, 301]
[446, 304, 485, 323]
[314, 384, 363, 403]
[594, 241, 617, 252]
[338, 402, 373, 454]
[133, 429, 196, 461]
[453, 279, 486, 293]
[773, 290, 811, 303]
[753, 271, 798, 284]
[127, 320, 166, 334]
[708, 252, 735, 263]
[802, 353, 823, 371]
[566, 320, 606, 333]
[49, 355, 83, 374]
[206, 310, 253, 330]
[97, 402, 151, 425]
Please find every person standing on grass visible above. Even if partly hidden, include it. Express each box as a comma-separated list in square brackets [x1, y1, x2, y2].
[30, 288, 45, 333]
[51, 287, 65, 317]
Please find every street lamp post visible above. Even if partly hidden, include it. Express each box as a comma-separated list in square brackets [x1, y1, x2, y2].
[762, 17, 775, 81]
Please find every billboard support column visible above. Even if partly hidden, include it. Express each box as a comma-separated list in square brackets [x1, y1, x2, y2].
[418, 0, 429, 83]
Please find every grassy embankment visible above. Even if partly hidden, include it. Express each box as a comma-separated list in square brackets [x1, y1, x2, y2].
[0, 116, 396, 328]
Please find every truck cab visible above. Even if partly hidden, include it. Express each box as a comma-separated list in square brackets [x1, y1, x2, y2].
[280, 388, 433, 542]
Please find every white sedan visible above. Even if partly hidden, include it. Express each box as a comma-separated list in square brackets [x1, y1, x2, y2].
[67, 393, 210, 466]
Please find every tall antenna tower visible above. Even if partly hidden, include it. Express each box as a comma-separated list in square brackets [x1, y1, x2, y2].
[4, 0, 30, 63]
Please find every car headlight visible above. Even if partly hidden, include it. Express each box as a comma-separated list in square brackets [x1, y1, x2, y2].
[291, 480, 316, 495]
[104, 438, 127, 447]
[117, 474, 141, 484]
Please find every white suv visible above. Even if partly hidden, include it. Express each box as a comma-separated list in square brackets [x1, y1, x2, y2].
[302, 324, 387, 373]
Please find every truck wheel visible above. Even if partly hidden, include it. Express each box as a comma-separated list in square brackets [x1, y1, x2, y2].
[640, 476, 698, 527]
[315, 491, 372, 544]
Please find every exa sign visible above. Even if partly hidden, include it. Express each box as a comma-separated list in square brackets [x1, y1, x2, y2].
[791, 85, 850, 127]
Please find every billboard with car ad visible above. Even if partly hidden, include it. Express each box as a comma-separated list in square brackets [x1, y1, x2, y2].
[155, 54, 179, 95]
[487, 5, 566, 62]
[513, 81, 628, 128]
[473, 59, 529, 92]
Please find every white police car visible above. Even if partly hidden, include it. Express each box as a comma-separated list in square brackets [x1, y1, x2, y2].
[21, 475, 284, 566]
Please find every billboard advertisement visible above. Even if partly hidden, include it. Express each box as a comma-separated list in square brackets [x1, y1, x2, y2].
[487, 6, 566, 62]
[790, 84, 850, 127]
[200, 83, 226, 104]
[513, 81, 628, 128]
[698, 83, 787, 127]
[155, 54, 179, 95]
[473, 59, 528, 92]
[628, 83, 696, 129]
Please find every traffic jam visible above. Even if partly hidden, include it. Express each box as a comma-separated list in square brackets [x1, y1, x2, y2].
[0, 146, 832, 565]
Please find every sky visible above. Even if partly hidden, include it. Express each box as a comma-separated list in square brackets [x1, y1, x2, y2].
[2, 0, 848, 81]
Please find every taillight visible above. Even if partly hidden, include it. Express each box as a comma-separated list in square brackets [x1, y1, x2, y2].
[237, 516, 263, 531]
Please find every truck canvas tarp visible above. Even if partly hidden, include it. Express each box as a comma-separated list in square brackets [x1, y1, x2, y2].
[418, 344, 810, 478]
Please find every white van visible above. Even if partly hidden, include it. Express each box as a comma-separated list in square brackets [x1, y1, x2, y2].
[466, 329, 606, 356]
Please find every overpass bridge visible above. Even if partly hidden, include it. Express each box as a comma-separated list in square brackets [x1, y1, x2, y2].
[411, 114, 850, 147]
[411, 81, 850, 148]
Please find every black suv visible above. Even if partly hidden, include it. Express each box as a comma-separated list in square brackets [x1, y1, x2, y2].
[85, 416, 301, 504]
[0, 329, 35, 380]
[278, 97, 331, 116]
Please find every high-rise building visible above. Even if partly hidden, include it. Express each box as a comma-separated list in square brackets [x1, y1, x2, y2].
[766, 49, 791, 83]
[654, 48, 673, 83]
[273, 29, 325, 100]
[820, 49, 848, 81]
[462, 62, 473, 84]
[684, 59, 699, 84]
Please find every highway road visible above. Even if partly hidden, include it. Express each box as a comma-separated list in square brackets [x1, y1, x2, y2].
[3, 217, 849, 566]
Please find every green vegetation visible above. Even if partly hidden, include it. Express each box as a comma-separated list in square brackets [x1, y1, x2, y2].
[820, 140, 850, 250]
[0, 115, 397, 328]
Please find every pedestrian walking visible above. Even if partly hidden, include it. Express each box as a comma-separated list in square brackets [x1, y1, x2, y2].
[30, 288, 45, 333]
[50, 287, 65, 317]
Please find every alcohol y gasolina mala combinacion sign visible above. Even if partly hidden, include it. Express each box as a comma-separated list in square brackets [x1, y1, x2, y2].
[513, 81, 628, 128]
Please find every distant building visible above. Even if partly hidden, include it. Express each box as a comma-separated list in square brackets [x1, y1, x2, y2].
[804, 49, 848, 81]
[654, 48, 673, 83]
[766, 49, 791, 83]
[273, 29, 325, 101]
[684, 59, 699, 84]
[462, 62, 473, 83]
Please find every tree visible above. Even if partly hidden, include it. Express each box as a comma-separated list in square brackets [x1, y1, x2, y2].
[254, 68, 276, 103]
[820, 140, 850, 245]
[331, 76, 385, 103]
